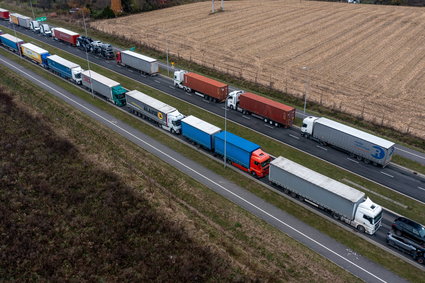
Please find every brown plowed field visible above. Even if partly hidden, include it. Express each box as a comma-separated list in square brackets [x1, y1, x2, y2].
[92, 0, 425, 139]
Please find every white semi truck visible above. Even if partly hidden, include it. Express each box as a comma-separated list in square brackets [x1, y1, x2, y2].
[126, 90, 185, 134]
[301, 116, 395, 167]
[269, 156, 383, 235]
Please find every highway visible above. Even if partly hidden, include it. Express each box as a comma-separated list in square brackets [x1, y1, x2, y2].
[1, 21, 425, 204]
[0, 52, 414, 283]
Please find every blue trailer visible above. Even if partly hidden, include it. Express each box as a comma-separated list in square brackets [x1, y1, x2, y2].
[181, 115, 222, 150]
[0, 33, 24, 52]
[47, 55, 83, 84]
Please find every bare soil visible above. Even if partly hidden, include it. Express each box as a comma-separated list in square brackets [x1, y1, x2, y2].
[92, 0, 425, 139]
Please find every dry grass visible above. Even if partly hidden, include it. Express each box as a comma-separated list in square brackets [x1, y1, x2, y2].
[92, 0, 425, 138]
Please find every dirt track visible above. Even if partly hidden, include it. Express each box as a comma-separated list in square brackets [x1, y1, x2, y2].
[92, 0, 425, 138]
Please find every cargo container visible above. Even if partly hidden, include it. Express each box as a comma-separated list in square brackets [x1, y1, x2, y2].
[126, 90, 184, 134]
[0, 8, 9, 20]
[9, 13, 20, 25]
[52, 27, 79, 46]
[47, 55, 83, 84]
[9, 13, 31, 28]
[269, 156, 383, 234]
[181, 115, 222, 150]
[301, 116, 395, 167]
[0, 33, 24, 53]
[214, 131, 270, 177]
[81, 70, 127, 106]
[174, 70, 228, 102]
[20, 43, 50, 67]
[116, 50, 159, 76]
[227, 90, 296, 128]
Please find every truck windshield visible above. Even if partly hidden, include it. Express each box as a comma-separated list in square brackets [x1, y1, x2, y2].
[372, 210, 382, 225]
[172, 119, 182, 127]
[75, 73, 81, 79]
[261, 159, 270, 168]
[115, 94, 125, 99]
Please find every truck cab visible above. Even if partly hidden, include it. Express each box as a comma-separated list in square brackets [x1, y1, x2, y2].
[174, 70, 189, 91]
[111, 85, 127, 106]
[352, 197, 382, 235]
[227, 90, 243, 110]
[250, 149, 271, 178]
[40, 24, 51, 37]
[301, 116, 318, 137]
[72, 66, 83, 85]
[166, 110, 185, 134]
[30, 20, 40, 33]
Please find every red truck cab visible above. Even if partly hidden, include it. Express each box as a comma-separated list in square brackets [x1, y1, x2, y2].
[249, 149, 271, 178]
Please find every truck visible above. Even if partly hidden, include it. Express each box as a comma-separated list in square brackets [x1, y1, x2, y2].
[81, 70, 127, 106]
[174, 70, 228, 102]
[269, 156, 383, 235]
[116, 50, 159, 76]
[227, 90, 296, 128]
[47, 55, 83, 84]
[90, 40, 114, 59]
[301, 116, 395, 167]
[40, 23, 51, 37]
[20, 43, 50, 67]
[0, 8, 9, 20]
[30, 20, 40, 33]
[214, 131, 271, 177]
[52, 27, 79, 46]
[181, 115, 222, 150]
[0, 33, 24, 52]
[126, 90, 185, 134]
[9, 13, 31, 29]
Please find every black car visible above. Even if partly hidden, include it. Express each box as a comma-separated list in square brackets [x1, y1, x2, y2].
[392, 217, 425, 246]
[386, 232, 425, 264]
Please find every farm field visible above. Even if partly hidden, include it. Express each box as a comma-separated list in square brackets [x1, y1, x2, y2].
[92, 0, 425, 139]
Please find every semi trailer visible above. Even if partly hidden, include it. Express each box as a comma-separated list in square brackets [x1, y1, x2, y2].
[126, 90, 184, 134]
[81, 70, 127, 106]
[20, 43, 50, 67]
[0, 33, 24, 52]
[301, 116, 395, 167]
[174, 70, 228, 102]
[9, 13, 31, 29]
[116, 50, 159, 76]
[181, 115, 271, 177]
[52, 27, 79, 46]
[269, 156, 383, 235]
[0, 8, 9, 20]
[227, 90, 296, 128]
[47, 55, 83, 84]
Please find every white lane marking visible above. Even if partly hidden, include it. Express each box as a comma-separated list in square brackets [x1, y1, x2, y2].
[395, 147, 425, 161]
[1, 56, 387, 283]
[380, 171, 394, 178]
[154, 80, 161, 83]
[418, 186, 425, 192]
[316, 145, 328, 151]
[264, 124, 274, 129]
[242, 115, 251, 120]
[347, 158, 360, 164]
[289, 134, 300, 140]
[168, 86, 176, 89]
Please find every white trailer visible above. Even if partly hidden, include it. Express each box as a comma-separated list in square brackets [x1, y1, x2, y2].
[301, 116, 395, 167]
[116, 50, 159, 76]
[126, 90, 184, 134]
[81, 70, 127, 106]
[269, 156, 383, 235]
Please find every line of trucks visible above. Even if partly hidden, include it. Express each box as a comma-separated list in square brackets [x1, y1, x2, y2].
[0, 9, 400, 237]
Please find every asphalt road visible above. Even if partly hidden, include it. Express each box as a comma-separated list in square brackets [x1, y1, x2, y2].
[1, 22, 425, 204]
[1, 51, 415, 283]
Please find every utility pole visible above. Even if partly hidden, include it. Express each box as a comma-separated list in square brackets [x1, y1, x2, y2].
[221, 0, 224, 10]
[82, 9, 95, 99]
[212, 0, 214, 13]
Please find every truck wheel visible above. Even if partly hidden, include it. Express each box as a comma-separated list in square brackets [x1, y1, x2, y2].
[171, 129, 175, 134]
[356, 155, 363, 161]
[417, 257, 425, 264]
[332, 213, 340, 220]
[283, 188, 289, 194]
[264, 118, 268, 123]
[229, 105, 234, 110]
[364, 159, 370, 164]
[250, 171, 257, 178]
[290, 192, 297, 198]
[357, 225, 365, 233]
[394, 229, 402, 236]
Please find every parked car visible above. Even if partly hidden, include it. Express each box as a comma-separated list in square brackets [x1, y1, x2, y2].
[386, 232, 425, 264]
[392, 217, 425, 246]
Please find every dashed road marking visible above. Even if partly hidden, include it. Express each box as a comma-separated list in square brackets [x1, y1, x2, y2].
[316, 145, 328, 151]
[380, 171, 394, 178]
[418, 186, 425, 192]
[347, 158, 359, 164]
[289, 134, 300, 140]
[154, 80, 161, 83]
[242, 115, 251, 120]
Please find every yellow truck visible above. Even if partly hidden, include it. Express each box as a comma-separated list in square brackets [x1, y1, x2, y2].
[20, 43, 50, 67]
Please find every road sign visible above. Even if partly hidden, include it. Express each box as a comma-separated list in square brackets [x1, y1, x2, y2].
[36, 17, 47, 22]
[129, 47, 136, 51]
